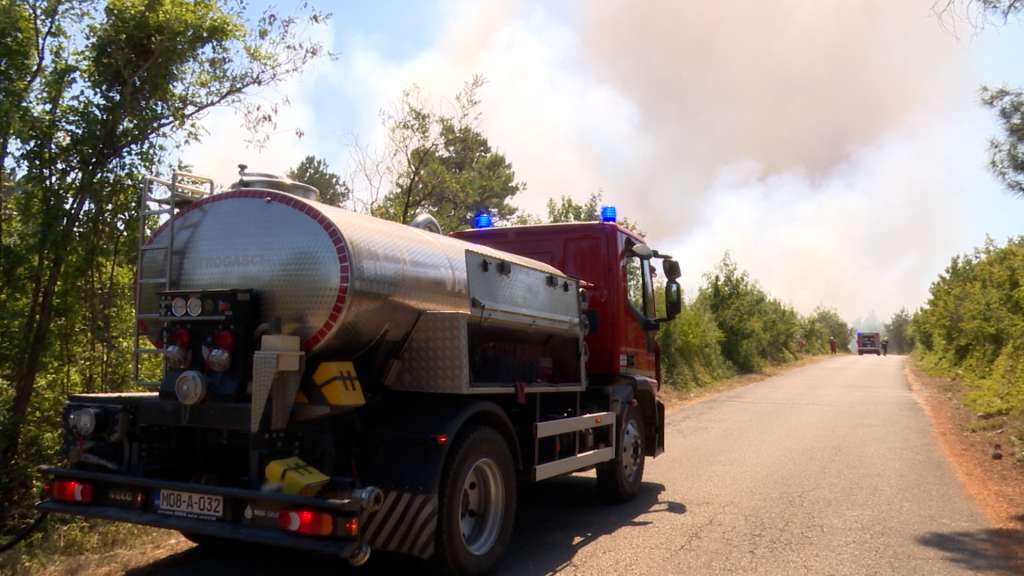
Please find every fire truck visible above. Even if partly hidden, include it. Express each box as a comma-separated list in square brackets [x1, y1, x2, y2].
[857, 332, 881, 356]
[38, 169, 681, 575]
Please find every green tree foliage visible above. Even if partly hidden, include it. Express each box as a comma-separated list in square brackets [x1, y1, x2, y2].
[287, 155, 350, 207]
[913, 236, 1024, 416]
[655, 254, 852, 388]
[979, 1, 1024, 195]
[0, 0, 325, 515]
[374, 76, 524, 231]
[544, 191, 642, 233]
[657, 296, 733, 389]
[801, 307, 854, 354]
[939, 0, 1024, 195]
[982, 86, 1024, 196]
[547, 193, 601, 222]
[884, 307, 915, 354]
[697, 254, 802, 372]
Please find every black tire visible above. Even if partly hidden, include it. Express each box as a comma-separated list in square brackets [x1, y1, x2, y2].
[436, 426, 517, 576]
[597, 404, 645, 503]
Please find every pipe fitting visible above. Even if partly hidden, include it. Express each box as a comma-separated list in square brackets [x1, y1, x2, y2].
[348, 544, 371, 567]
[352, 486, 384, 512]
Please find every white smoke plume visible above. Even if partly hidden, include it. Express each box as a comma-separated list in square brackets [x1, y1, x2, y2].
[577, 1, 967, 232]
[566, 0, 1012, 320]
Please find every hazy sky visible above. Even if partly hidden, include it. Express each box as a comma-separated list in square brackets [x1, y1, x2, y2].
[181, 0, 1024, 324]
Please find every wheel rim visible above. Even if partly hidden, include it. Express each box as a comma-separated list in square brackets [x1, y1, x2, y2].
[459, 457, 505, 556]
[621, 418, 642, 482]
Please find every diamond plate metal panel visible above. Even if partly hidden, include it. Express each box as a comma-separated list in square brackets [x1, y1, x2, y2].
[250, 353, 278, 432]
[466, 251, 581, 334]
[390, 312, 470, 393]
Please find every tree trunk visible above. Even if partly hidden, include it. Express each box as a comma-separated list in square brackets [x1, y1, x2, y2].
[0, 246, 62, 494]
[0, 185, 90, 499]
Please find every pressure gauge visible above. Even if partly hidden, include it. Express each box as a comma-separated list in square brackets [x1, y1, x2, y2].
[186, 296, 202, 317]
[171, 297, 187, 317]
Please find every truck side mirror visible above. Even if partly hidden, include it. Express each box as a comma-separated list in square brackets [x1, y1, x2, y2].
[628, 242, 653, 259]
[662, 259, 681, 281]
[659, 281, 682, 323]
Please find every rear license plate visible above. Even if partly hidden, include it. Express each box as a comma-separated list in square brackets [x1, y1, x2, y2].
[156, 489, 223, 520]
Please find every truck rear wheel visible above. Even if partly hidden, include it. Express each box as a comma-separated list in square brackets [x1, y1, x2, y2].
[436, 426, 516, 576]
[597, 404, 645, 502]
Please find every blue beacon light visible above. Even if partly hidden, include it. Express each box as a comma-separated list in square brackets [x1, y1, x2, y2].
[600, 205, 617, 223]
[473, 211, 493, 229]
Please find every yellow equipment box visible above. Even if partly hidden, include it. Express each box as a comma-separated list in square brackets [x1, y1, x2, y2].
[264, 457, 329, 496]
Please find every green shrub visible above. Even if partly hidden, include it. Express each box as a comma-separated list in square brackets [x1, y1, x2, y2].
[658, 298, 733, 389]
[657, 254, 851, 390]
[913, 236, 1024, 417]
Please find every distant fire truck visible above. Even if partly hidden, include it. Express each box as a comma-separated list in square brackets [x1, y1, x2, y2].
[857, 332, 881, 356]
[38, 170, 681, 575]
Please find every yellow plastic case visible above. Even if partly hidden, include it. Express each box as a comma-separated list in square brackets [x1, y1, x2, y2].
[264, 457, 329, 496]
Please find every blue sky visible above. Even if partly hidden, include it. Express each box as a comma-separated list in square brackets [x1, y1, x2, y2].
[183, 1, 1024, 323]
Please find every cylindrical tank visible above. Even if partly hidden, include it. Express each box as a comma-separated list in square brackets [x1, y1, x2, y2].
[139, 186, 563, 355]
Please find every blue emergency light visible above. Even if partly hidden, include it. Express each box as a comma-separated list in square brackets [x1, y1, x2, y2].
[600, 205, 617, 223]
[473, 211, 493, 229]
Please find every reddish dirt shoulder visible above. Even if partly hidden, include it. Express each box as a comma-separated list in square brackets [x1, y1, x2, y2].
[906, 360, 1024, 573]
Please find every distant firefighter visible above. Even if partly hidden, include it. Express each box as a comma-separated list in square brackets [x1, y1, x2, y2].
[881, 337, 889, 356]
[829, 336, 838, 355]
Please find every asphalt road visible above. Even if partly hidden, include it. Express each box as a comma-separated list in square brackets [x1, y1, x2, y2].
[127, 356, 1011, 575]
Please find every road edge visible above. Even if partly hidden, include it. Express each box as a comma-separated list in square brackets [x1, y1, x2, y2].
[904, 360, 1024, 573]
[661, 354, 833, 414]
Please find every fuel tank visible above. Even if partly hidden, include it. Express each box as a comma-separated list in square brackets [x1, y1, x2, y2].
[139, 186, 567, 355]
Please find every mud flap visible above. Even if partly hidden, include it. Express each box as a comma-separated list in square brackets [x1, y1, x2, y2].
[359, 491, 438, 558]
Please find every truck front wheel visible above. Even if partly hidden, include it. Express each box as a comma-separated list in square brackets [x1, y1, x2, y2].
[597, 404, 645, 502]
[436, 426, 517, 576]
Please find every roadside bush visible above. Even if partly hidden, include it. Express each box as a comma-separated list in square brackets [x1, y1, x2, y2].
[801, 307, 853, 355]
[658, 298, 733, 389]
[697, 254, 802, 372]
[884, 308, 915, 354]
[657, 254, 850, 390]
[913, 236, 1024, 417]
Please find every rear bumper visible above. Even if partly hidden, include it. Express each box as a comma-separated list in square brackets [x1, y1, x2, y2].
[37, 466, 365, 558]
[37, 500, 360, 557]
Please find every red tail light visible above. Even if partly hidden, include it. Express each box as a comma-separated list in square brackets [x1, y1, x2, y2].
[50, 479, 93, 503]
[278, 509, 334, 536]
[343, 516, 359, 537]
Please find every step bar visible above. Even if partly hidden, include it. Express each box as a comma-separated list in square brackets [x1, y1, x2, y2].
[533, 411, 615, 481]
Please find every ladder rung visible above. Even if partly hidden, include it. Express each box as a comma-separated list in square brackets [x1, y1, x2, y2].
[140, 244, 168, 252]
[138, 278, 169, 284]
[136, 380, 162, 390]
[136, 313, 163, 320]
[135, 348, 164, 355]
[147, 190, 206, 204]
[173, 171, 215, 184]
[143, 208, 174, 216]
[146, 177, 210, 196]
